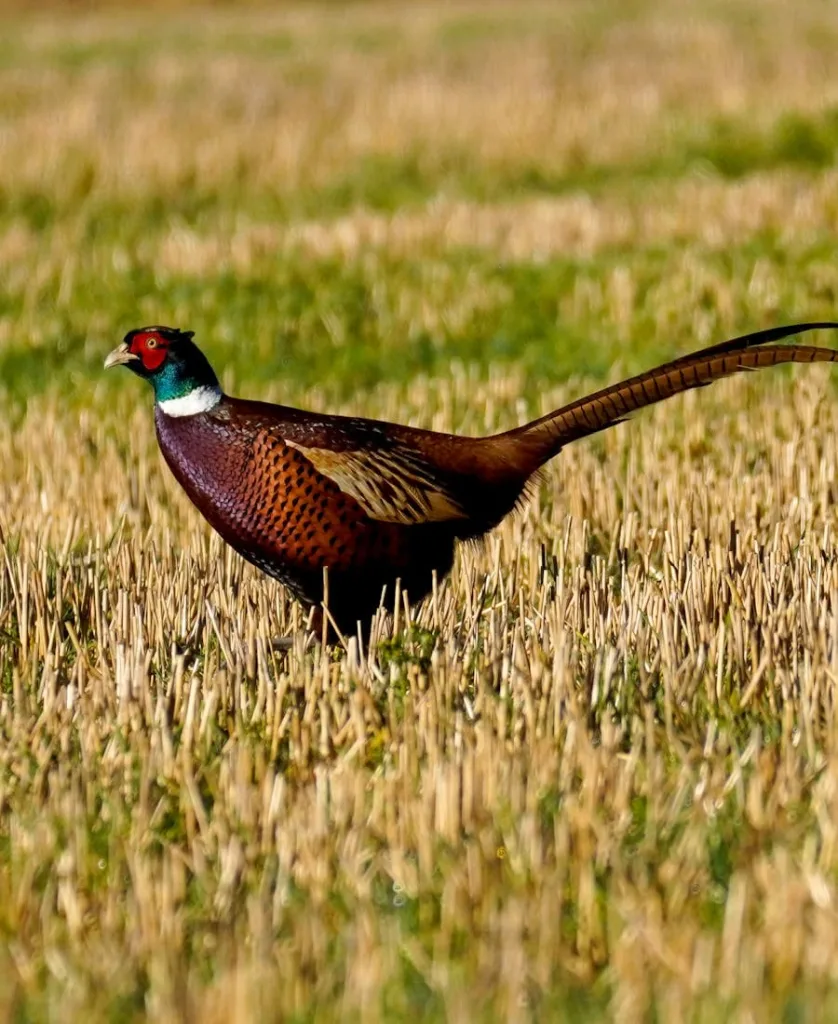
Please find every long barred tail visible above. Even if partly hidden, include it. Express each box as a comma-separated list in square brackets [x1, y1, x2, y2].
[503, 322, 838, 464]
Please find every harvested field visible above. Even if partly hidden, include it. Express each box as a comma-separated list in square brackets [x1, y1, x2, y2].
[2, 1, 838, 1019]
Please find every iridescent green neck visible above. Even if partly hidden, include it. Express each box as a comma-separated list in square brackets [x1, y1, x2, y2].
[153, 357, 218, 402]
[153, 348, 222, 417]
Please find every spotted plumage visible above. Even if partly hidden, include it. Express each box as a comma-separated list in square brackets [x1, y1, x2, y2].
[106, 321, 838, 637]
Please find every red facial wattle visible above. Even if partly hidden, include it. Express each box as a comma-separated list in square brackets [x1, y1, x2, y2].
[133, 332, 168, 372]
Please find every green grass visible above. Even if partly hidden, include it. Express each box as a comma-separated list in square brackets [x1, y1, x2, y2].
[4, 238, 838, 408]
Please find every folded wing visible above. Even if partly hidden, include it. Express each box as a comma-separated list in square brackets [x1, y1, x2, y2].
[285, 439, 469, 525]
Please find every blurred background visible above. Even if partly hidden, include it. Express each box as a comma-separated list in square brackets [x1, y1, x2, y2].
[3, 0, 838, 412]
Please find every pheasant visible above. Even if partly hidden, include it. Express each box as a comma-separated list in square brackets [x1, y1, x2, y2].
[106, 321, 838, 638]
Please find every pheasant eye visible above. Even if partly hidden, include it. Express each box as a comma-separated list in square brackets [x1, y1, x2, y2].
[138, 333, 167, 371]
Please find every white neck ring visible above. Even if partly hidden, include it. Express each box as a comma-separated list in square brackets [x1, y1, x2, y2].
[158, 385, 222, 417]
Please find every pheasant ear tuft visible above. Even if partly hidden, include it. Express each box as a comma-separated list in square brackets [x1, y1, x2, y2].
[181, 330, 195, 341]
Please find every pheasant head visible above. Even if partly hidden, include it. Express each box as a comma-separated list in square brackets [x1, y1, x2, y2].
[104, 326, 221, 415]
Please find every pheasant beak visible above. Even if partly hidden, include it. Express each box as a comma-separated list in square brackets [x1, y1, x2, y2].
[104, 343, 140, 369]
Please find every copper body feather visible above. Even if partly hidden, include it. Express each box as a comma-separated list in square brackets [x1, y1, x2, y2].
[155, 405, 465, 626]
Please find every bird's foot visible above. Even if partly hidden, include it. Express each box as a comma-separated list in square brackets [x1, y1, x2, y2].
[270, 608, 363, 652]
[270, 631, 317, 653]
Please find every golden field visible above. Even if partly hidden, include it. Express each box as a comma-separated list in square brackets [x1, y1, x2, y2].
[3, 1, 838, 1019]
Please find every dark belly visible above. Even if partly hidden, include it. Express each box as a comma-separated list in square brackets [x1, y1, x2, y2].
[234, 524, 455, 634]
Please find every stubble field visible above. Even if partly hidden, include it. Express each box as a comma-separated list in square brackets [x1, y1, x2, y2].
[3, 1, 838, 1020]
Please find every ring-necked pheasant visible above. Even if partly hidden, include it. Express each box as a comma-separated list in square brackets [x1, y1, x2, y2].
[106, 322, 838, 637]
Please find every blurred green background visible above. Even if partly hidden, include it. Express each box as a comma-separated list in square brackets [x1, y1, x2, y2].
[2, 0, 838, 416]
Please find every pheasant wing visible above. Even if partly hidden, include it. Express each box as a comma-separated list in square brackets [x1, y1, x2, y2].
[285, 439, 469, 525]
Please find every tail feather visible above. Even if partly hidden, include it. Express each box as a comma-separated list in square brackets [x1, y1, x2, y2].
[500, 322, 838, 466]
